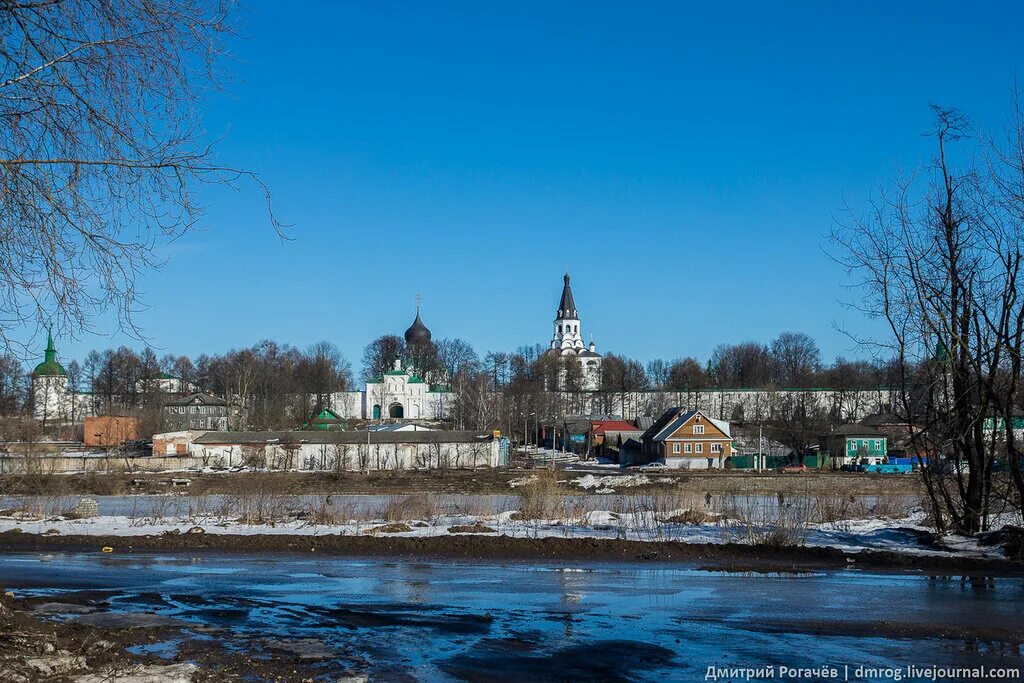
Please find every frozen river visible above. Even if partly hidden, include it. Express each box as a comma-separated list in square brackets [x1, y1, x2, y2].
[0, 552, 1021, 681]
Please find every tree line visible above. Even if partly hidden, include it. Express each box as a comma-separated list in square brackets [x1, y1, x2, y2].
[0, 330, 894, 424]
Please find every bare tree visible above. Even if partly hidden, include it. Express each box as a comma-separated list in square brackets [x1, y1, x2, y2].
[361, 335, 406, 383]
[0, 0, 281, 350]
[833, 103, 1024, 532]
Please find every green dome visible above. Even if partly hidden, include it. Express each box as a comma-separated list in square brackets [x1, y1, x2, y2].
[33, 330, 66, 377]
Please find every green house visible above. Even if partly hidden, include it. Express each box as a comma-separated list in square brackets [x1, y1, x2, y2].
[982, 414, 1024, 433]
[820, 424, 888, 463]
[302, 408, 346, 431]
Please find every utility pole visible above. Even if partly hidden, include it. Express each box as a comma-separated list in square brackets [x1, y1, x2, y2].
[758, 424, 763, 472]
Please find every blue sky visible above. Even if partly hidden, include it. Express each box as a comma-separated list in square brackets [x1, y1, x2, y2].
[40, 1, 1024, 367]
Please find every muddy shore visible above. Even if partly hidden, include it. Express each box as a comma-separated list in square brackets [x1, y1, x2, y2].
[0, 468, 927, 497]
[2, 529, 1021, 575]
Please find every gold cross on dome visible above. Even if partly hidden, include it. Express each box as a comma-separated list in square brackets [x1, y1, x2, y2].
[415, 293, 422, 309]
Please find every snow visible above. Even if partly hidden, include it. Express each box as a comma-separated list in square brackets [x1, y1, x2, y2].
[572, 474, 650, 490]
[1, 503, 1015, 560]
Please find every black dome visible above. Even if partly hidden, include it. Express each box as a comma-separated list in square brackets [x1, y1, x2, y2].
[404, 309, 432, 345]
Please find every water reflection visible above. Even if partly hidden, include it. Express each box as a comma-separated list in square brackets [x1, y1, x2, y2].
[0, 552, 1021, 681]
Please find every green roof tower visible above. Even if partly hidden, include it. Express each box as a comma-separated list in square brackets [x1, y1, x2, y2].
[33, 329, 67, 377]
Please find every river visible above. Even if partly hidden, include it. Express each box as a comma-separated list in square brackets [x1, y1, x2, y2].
[0, 552, 1021, 681]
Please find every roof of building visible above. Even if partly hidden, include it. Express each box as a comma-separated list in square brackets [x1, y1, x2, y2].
[601, 431, 645, 449]
[578, 349, 602, 358]
[33, 330, 66, 377]
[165, 392, 228, 407]
[643, 407, 732, 441]
[823, 424, 885, 438]
[193, 430, 494, 446]
[859, 412, 911, 427]
[635, 416, 655, 430]
[404, 307, 432, 345]
[556, 273, 578, 320]
[591, 420, 638, 436]
[369, 423, 437, 432]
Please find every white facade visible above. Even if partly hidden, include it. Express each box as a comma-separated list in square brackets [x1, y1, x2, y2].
[549, 273, 602, 390]
[328, 360, 454, 421]
[32, 341, 97, 425]
[186, 433, 500, 471]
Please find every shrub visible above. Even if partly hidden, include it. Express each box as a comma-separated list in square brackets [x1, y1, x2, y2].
[517, 469, 563, 520]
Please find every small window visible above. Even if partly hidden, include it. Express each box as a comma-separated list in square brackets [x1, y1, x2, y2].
[874, 440, 881, 450]
[693, 424, 705, 435]
[672, 443, 681, 454]
[684, 443, 692, 454]
[711, 443, 722, 453]
[695, 443, 704, 454]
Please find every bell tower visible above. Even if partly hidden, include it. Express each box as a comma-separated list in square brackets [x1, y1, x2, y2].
[551, 273, 585, 354]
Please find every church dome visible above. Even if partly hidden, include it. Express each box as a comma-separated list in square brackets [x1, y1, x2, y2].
[404, 309, 432, 345]
[33, 330, 66, 377]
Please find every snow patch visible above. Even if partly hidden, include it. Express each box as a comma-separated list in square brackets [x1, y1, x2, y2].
[573, 474, 650, 490]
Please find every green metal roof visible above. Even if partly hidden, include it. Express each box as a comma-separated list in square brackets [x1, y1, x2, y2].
[33, 330, 66, 377]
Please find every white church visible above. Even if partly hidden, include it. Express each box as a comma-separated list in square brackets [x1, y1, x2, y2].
[33, 274, 604, 424]
[330, 273, 603, 419]
[329, 304, 452, 420]
[547, 272, 602, 390]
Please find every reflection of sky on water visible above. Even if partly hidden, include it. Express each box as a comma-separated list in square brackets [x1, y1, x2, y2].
[1, 552, 1022, 681]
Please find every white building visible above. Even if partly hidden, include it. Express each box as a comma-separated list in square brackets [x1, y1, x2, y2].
[330, 307, 454, 421]
[32, 332, 94, 424]
[548, 273, 602, 390]
[186, 430, 504, 470]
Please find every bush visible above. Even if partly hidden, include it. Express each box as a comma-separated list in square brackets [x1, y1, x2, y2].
[380, 493, 438, 522]
[517, 470, 563, 520]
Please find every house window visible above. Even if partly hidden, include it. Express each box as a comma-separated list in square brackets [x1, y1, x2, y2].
[165, 443, 175, 455]
[684, 444, 692, 454]
[672, 443, 681, 454]
[874, 440, 881, 451]
[695, 443, 704, 454]
[711, 443, 722, 453]
[693, 424, 705, 435]
[848, 441, 856, 452]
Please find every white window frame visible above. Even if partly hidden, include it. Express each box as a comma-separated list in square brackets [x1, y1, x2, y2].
[684, 443, 692, 454]
[695, 443, 704, 454]
[672, 443, 681, 454]
[711, 443, 722, 453]
[693, 424, 705, 435]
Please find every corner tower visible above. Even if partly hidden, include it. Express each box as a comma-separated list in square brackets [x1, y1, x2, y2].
[32, 329, 70, 423]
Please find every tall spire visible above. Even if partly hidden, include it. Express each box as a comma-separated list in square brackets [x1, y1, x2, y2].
[45, 327, 56, 362]
[556, 272, 577, 320]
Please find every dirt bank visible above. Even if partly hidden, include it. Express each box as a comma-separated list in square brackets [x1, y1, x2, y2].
[0, 468, 926, 497]
[1, 529, 1020, 575]
[0, 591, 354, 681]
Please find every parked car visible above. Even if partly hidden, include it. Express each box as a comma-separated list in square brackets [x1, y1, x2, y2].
[637, 462, 668, 471]
[778, 463, 806, 474]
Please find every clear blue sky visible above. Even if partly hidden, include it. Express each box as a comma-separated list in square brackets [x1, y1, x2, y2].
[41, 1, 1024, 367]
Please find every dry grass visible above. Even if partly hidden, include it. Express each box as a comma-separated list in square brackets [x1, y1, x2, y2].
[870, 495, 912, 520]
[516, 470, 564, 520]
[379, 493, 439, 522]
[725, 493, 813, 548]
[812, 494, 870, 524]
[225, 483, 289, 525]
[662, 509, 710, 525]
